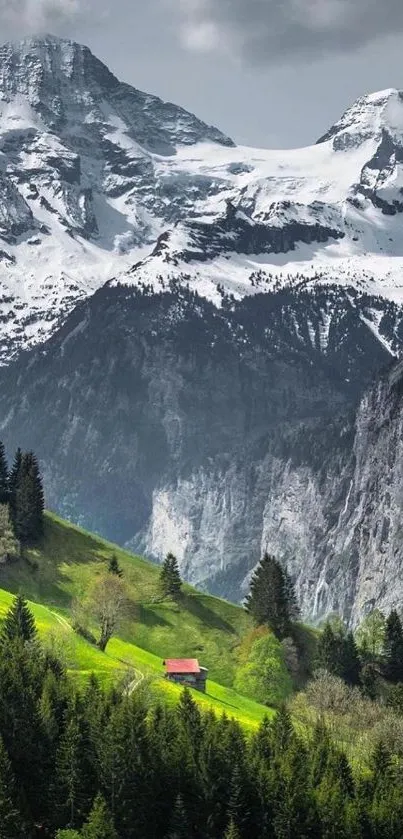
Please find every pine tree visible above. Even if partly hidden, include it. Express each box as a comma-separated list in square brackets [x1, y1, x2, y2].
[167, 794, 189, 839]
[384, 610, 403, 682]
[360, 663, 377, 700]
[0, 593, 36, 644]
[104, 698, 151, 839]
[81, 794, 117, 839]
[8, 448, 22, 521]
[271, 704, 294, 756]
[245, 553, 294, 638]
[9, 451, 44, 543]
[0, 736, 24, 839]
[108, 555, 123, 578]
[341, 632, 361, 686]
[160, 553, 182, 599]
[177, 687, 202, 743]
[316, 623, 339, 673]
[55, 713, 87, 829]
[272, 740, 316, 839]
[284, 566, 300, 623]
[0, 631, 48, 826]
[16, 452, 44, 543]
[370, 741, 392, 790]
[227, 763, 249, 833]
[0, 442, 8, 505]
[28, 452, 45, 535]
[223, 818, 241, 839]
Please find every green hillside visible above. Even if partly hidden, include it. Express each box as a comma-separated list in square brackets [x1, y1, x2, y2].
[0, 512, 271, 728]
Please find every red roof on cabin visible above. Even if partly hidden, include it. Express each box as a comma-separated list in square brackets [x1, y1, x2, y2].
[165, 658, 200, 674]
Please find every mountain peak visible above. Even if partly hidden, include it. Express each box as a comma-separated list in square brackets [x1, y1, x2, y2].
[0, 34, 234, 151]
[0, 32, 92, 63]
[317, 87, 403, 148]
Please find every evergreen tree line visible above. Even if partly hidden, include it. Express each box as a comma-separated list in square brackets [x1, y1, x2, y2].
[316, 610, 403, 696]
[0, 442, 44, 544]
[3, 596, 403, 838]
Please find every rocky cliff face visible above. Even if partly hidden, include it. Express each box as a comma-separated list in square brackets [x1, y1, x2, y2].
[0, 280, 403, 623]
[323, 361, 403, 625]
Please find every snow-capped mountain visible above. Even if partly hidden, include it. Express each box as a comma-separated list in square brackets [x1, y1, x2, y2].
[1, 35, 403, 360]
[4, 36, 403, 620]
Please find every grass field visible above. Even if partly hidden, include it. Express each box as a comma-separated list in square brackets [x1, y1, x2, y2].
[0, 513, 272, 728]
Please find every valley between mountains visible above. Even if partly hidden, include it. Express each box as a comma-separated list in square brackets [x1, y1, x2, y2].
[1, 35, 403, 623]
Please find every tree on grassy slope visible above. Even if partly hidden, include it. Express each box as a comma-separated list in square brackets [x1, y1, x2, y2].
[234, 632, 293, 706]
[88, 574, 126, 653]
[0, 594, 36, 645]
[10, 450, 44, 543]
[160, 552, 182, 599]
[108, 554, 123, 578]
[245, 553, 297, 639]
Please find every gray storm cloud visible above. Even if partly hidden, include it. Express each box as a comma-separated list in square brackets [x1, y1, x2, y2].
[0, 0, 84, 36]
[174, 0, 403, 62]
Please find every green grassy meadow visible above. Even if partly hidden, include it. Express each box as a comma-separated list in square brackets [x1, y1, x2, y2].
[0, 513, 272, 728]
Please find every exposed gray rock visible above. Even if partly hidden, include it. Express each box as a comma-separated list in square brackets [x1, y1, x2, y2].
[0, 281, 402, 624]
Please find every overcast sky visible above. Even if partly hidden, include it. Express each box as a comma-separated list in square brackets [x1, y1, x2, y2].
[0, 0, 402, 148]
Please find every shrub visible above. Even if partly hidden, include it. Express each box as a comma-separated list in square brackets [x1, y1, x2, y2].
[234, 631, 292, 706]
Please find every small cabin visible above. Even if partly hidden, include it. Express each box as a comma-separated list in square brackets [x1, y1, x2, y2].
[163, 658, 208, 693]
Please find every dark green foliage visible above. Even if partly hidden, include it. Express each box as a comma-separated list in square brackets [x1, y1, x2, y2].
[108, 554, 123, 577]
[316, 622, 340, 673]
[0, 442, 8, 506]
[56, 712, 87, 829]
[340, 632, 361, 686]
[160, 552, 182, 598]
[8, 447, 22, 519]
[0, 593, 36, 644]
[384, 611, 403, 683]
[316, 623, 360, 685]
[0, 736, 23, 839]
[167, 794, 189, 839]
[284, 566, 301, 624]
[245, 553, 298, 639]
[360, 663, 378, 700]
[81, 794, 117, 839]
[387, 683, 403, 714]
[223, 819, 241, 839]
[2, 606, 403, 838]
[8, 448, 44, 544]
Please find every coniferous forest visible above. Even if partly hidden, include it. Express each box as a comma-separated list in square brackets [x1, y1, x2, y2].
[1, 595, 403, 839]
[0, 441, 44, 550]
[3, 459, 403, 837]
